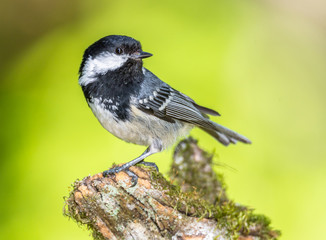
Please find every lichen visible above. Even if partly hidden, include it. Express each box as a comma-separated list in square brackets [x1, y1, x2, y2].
[150, 137, 280, 240]
[170, 137, 228, 204]
[64, 180, 103, 239]
[64, 138, 280, 240]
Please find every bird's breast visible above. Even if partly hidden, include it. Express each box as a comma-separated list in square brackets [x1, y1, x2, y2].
[88, 98, 192, 148]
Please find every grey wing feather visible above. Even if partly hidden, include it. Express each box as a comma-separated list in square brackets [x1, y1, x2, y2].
[137, 84, 251, 145]
[137, 69, 251, 145]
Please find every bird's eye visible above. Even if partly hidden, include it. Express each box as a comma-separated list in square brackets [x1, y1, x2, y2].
[115, 47, 123, 55]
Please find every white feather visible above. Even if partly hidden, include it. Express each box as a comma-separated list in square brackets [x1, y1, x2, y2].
[88, 98, 192, 149]
[79, 52, 128, 86]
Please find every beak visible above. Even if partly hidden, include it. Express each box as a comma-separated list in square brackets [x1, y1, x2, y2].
[132, 51, 153, 59]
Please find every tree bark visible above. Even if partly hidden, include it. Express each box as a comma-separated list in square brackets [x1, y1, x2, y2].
[64, 137, 280, 240]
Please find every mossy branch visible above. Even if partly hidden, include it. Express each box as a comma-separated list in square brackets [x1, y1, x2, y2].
[64, 137, 280, 240]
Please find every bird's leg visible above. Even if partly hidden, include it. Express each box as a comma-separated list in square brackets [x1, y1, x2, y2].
[103, 148, 152, 175]
[103, 143, 162, 186]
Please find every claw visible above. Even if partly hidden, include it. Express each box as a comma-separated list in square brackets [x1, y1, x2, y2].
[102, 146, 162, 186]
[103, 166, 122, 176]
[125, 169, 138, 187]
[138, 161, 159, 172]
[102, 169, 113, 177]
[103, 166, 139, 187]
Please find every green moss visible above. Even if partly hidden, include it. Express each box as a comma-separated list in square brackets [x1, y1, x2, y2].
[150, 138, 280, 239]
[151, 170, 215, 218]
[63, 179, 121, 240]
[151, 169, 279, 239]
[170, 137, 228, 204]
[64, 181, 100, 239]
[64, 138, 280, 240]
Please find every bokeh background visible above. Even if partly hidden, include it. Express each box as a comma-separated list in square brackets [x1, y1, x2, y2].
[1, 0, 325, 239]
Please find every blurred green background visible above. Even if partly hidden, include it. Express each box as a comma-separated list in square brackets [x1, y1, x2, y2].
[1, 0, 325, 239]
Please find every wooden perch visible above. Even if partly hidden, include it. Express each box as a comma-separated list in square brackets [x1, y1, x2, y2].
[64, 137, 280, 240]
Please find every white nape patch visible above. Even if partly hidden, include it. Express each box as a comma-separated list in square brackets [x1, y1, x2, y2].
[142, 67, 146, 74]
[79, 52, 128, 86]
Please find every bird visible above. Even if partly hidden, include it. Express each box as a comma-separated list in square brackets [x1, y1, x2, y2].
[78, 35, 251, 186]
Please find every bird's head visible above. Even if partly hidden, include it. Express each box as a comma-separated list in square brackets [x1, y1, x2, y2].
[79, 35, 152, 86]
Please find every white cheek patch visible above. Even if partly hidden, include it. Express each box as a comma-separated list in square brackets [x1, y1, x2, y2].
[79, 52, 128, 86]
[92, 52, 128, 73]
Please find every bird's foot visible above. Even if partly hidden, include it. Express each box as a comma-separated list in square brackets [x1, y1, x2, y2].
[103, 165, 138, 187]
[137, 161, 159, 172]
[102, 161, 159, 187]
[124, 169, 138, 187]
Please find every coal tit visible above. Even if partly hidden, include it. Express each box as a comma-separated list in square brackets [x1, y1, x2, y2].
[79, 35, 251, 186]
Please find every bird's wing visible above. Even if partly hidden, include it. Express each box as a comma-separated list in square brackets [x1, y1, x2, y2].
[136, 85, 251, 145]
[136, 85, 217, 128]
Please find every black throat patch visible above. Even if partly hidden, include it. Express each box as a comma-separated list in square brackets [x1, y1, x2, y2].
[81, 59, 144, 121]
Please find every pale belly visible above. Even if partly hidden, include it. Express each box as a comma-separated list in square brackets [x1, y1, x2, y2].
[88, 101, 193, 149]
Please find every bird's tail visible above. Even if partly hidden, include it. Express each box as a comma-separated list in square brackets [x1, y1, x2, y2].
[200, 121, 251, 146]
